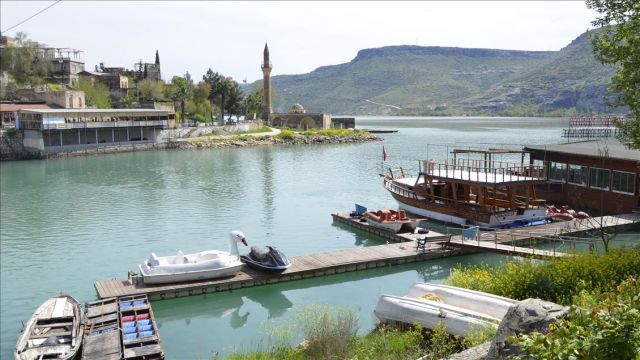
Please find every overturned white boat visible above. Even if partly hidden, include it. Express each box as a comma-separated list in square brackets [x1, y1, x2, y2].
[139, 230, 248, 285]
[14, 294, 83, 360]
[374, 283, 517, 336]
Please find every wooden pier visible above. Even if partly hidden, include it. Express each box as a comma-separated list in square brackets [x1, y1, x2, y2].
[95, 213, 637, 301]
[95, 240, 460, 301]
[331, 212, 446, 242]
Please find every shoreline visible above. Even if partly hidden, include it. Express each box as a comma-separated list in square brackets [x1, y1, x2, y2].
[0, 131, 381, 162]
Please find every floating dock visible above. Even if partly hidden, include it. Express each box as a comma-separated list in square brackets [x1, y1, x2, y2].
[331, 212, 445, 242]
[82, 294, 164, 360]
[95, 240, 460, 301]
[94, 212, 637, 301]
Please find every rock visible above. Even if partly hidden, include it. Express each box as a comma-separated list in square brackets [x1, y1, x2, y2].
[486, 299, 568, 360]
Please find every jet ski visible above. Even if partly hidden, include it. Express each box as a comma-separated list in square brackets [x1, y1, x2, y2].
[240, 245, 292, 273]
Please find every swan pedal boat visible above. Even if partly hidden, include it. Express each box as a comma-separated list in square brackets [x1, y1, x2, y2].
[139, 231, 248, 285]
[14, 294, 83, 360]
[374, 283, 517, 336]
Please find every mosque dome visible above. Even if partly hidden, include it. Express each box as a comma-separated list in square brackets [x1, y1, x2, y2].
[289, 103, 306, 114]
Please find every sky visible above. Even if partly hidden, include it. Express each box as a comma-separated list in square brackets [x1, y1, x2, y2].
[1, 1, 599, 84]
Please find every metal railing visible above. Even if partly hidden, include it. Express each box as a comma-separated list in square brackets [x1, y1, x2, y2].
[419, 159, 545, 183]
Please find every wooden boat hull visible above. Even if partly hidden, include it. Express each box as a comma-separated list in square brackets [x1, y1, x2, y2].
[386, 178, 546, 228]
[15, 294, 83, 360]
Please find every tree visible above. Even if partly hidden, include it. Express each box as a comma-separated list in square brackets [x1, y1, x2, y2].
[170, 76, 192, 122]
[138, 79, 165, 102]
[0, 31, 51, 86]
[75, 79, 111, 108]
[245, 88, 264, 120]
[586, 0, 640, 148]
[225, 80, 244, 118]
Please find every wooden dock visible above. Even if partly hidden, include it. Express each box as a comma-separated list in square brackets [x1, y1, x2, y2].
[95, 213, 637, 301]
[95, 240, 460, 301]
[331, 212, 446, 242]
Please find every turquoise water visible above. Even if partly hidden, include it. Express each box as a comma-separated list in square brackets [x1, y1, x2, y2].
[2, 116, 604, 358]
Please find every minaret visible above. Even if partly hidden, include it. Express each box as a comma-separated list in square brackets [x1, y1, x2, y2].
[261, 43, 272, 122]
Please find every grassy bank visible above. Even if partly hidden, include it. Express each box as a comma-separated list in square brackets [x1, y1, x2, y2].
[220, 249, 639, 359]
[446, 248, 640, 305]
[218, 305, 492, 360]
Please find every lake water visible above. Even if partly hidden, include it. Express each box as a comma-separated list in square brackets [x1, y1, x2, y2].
[0, 116, 591, 358]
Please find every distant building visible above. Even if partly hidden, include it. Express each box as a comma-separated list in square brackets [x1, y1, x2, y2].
[14, 88, 86, 109]
[78, 51, 162, 106]
[261, 43, 272, 121]
[36, 47, 86, 86]
[271, 103, 331, 129]
[17, 108, 176, 153]
[0, 102, 52, 128]
[525, 140, 640, 214]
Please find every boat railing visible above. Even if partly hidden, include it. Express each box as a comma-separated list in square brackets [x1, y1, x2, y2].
[419, 159, 546, 182]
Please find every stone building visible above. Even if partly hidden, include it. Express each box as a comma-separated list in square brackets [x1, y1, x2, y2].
[36, 47, 85, 86]
[270, 104, 331, 129]
[259, 45, 331, 129]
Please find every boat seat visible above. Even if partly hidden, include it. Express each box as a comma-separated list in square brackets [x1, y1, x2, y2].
[147, 253, 160, 266]
[250, 246, 270, 261]
[173, 250, 189, 264]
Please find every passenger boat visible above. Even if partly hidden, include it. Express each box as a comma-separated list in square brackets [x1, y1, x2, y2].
[240, 245, 292, 273]
[383, 149, 548, 228]
[14, 294, 83, 360]
[362, 209, 424, 233]
[374, 283, 517, 336]
[138, 230, 248, 285]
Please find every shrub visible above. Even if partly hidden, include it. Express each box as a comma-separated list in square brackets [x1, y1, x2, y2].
[446, 248, 640, 305]
[513, 277, 640, 359]
[276, 129, 295, 140]
[5, 128, 17, 138]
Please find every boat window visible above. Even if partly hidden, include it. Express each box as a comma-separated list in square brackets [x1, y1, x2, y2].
[612, 171, 635, 194]
[567, 164, 588, 186]
[548, 162, 566, 182]
[590, 167, 610, 190]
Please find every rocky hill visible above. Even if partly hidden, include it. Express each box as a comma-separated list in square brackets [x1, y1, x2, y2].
[257, 31, 620, 116]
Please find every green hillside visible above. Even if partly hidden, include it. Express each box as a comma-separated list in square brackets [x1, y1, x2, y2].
[259, 31, 620, 116]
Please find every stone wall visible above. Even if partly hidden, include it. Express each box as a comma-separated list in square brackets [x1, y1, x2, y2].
[0, 130, 41, 161]
[271, 113, 331, 129]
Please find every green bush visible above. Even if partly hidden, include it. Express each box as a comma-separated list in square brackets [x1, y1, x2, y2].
[192, 113, 209, 123]
[5, 128, 17, 138]
[276, 129, 295, 140]
[513, 277, 640, 360]
[446, 248, 640, 305]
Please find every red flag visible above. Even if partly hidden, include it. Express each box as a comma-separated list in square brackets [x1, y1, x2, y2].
[382, 146, 387, 161]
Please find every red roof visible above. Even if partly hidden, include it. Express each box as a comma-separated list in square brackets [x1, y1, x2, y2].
[0, 103, 53, 112]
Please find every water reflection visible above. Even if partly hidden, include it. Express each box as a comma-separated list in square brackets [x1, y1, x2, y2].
[244, 287, 293, 319]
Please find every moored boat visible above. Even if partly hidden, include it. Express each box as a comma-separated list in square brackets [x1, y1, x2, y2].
[363, 209, 424, 233]
[374, 283, 517, 336]
[138, 230, 248, 285]
[383, 148, 549, 228]
[14, 294, 83, 360]
[240, 245, 292, 273]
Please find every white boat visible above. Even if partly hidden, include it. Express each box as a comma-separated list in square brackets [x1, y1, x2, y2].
[363, 209, 424, 233]
[139, 230, 249, 285]
[14, 294, 83, 360]
[374, 283, 517, 336]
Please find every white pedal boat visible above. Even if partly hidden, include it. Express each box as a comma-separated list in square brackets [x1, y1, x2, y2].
[139, 231, 248, 285]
